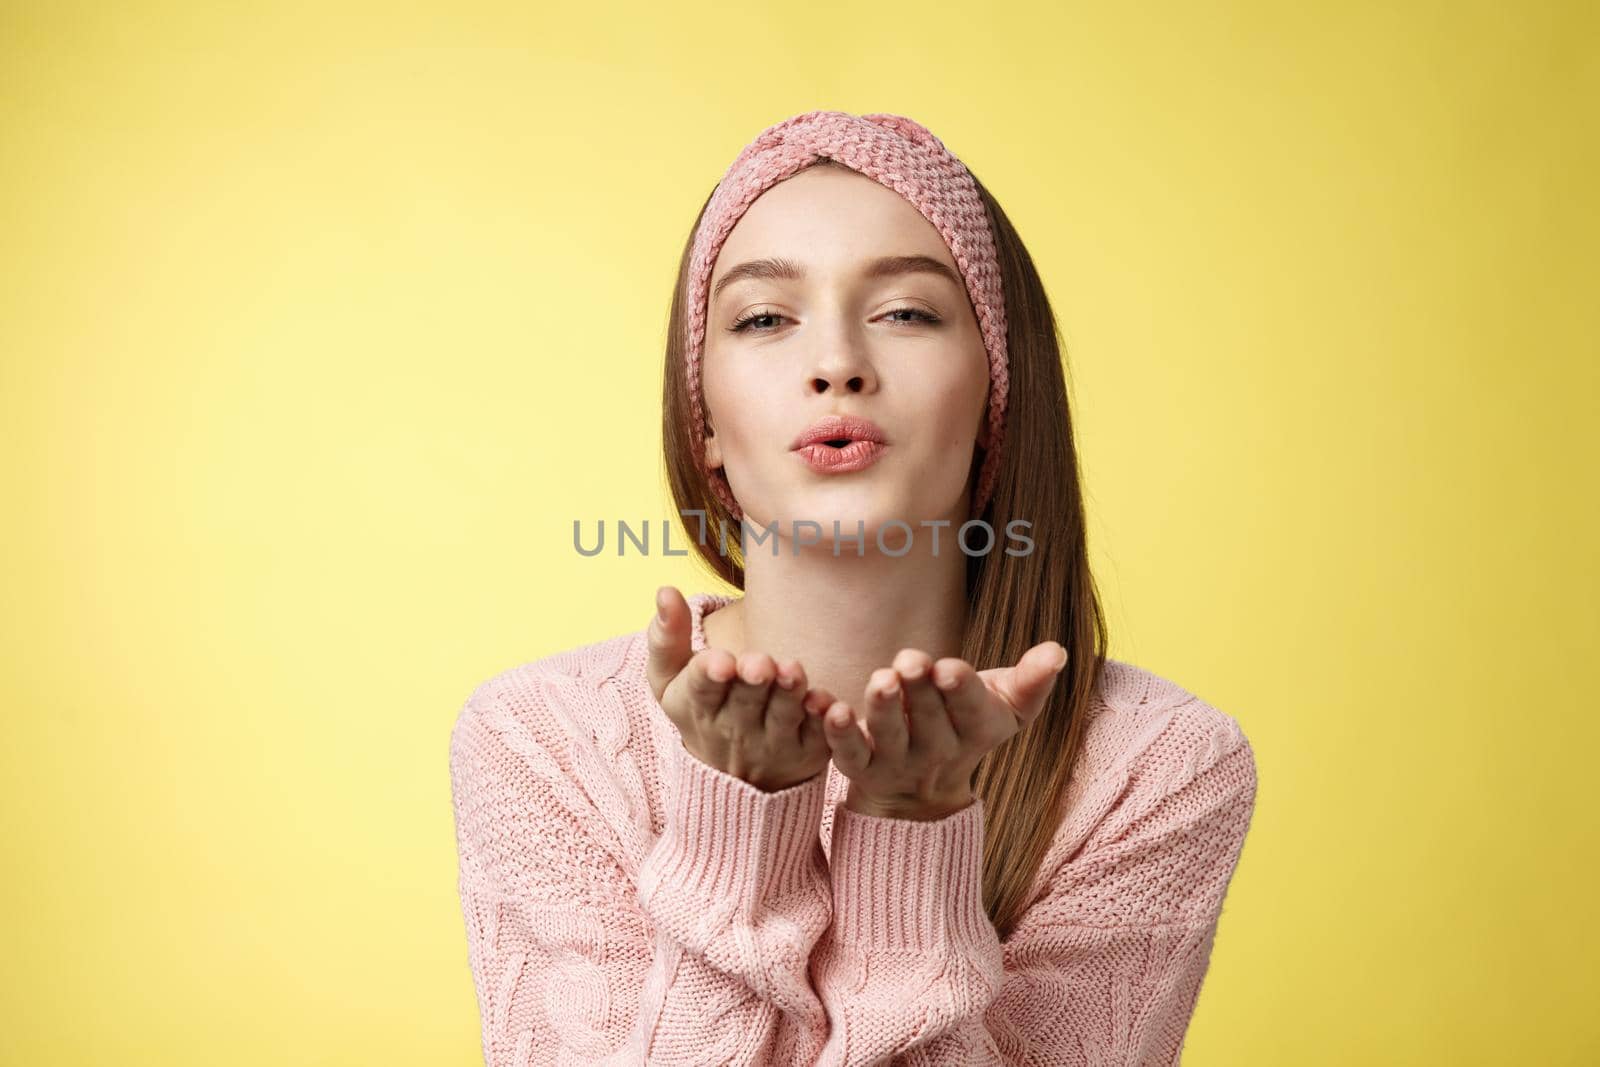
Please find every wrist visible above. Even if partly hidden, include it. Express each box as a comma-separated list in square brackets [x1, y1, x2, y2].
[680, 739, 820, 794]
[751, 769, 823, 793]
[843, 789, 974, 822]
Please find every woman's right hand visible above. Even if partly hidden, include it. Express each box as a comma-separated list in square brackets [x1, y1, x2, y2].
[645, 586, 834, 793]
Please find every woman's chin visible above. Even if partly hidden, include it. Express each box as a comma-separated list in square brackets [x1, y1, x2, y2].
[730, 471, 961, 538]
[776, 483, 901, 528]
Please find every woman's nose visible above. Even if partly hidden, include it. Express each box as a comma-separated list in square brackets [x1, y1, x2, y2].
[809, 370, 868, 394]
[808, 334, 879, 396]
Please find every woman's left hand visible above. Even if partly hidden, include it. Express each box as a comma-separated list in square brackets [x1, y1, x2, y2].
[820, 642, 1070, 821]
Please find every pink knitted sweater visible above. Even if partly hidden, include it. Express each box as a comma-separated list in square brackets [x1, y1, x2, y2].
[449, 592, 1257, 1066]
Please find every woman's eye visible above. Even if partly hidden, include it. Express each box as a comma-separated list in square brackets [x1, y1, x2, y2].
[727, 311, 785, 333]
[884, 307, 941, 326]
[727, 307, 941, 334]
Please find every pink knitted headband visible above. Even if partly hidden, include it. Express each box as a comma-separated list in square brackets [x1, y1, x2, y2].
[683, 109, 1010, 520]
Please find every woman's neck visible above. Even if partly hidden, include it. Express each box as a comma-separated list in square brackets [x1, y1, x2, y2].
[701, 535, 970, 715]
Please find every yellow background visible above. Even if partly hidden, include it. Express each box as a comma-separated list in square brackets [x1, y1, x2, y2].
[3, 1, 1595, 1063]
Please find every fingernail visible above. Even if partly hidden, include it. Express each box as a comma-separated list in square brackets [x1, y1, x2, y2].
[1052, 645, 1068, 672]
[655, 588, 667, 622]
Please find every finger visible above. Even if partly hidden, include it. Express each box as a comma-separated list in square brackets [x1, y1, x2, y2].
[798, 699, 830, 761]
[721, 651, 777, 735]
[764, 658, 809, 743]
[823, 701, 872, 776]
[813, 688, 874, 752]
[681, 649, 738, 721]
[983, 641, 1069, 728]
[931, 657, 997, 743]
[893, 648, 959, 759]
[645, 585, 691, 702]
[862, 667, 908, 759]
[803, 686, 837, 718]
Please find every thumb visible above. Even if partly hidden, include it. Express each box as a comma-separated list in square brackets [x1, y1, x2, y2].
[645, 585, 691, 703]
[983, 641, 1068, 728]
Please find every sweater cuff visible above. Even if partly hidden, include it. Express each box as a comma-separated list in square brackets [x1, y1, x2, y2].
[642, 738, 828, 915]
[827, 797, 997, 953]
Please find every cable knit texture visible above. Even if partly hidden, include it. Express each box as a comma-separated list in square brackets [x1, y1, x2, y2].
[449, 592, 1258, 1066]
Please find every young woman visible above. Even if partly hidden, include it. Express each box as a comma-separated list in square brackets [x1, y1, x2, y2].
[450, 110, 1258, 1066]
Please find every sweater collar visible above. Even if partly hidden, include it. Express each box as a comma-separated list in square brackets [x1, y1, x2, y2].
[688, 591, 740, 654]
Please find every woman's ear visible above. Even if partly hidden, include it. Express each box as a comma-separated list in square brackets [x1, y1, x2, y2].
[704, 421, 722, 469]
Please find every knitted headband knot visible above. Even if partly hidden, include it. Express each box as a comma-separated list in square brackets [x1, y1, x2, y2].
[683, 109, 1010, 521]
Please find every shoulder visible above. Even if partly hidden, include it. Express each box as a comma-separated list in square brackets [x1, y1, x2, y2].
[1086, 657, 1256, 796]
[1094, 655, 1254, 796]
[1054, 657, 1258, 863]
[1016, 658, 1258, 926]
[448, 624, 667, 870]
[451, 627, 651, 763]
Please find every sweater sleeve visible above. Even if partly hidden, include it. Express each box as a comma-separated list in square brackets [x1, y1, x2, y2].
[449, 681, 834, 1066]
[808, 722, 1257, 1066]
[630, 734, 834, 1062]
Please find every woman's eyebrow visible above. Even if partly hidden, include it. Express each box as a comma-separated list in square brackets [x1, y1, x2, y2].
[711, 254, 963, 302]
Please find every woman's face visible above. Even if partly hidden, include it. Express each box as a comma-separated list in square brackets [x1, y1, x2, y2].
[701, 164, 992, 542]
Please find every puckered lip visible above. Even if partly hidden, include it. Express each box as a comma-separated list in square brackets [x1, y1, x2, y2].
[790, 414, 889, 450]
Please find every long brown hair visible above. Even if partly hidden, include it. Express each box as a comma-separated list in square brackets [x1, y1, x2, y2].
[661, 157, 1108, 941]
